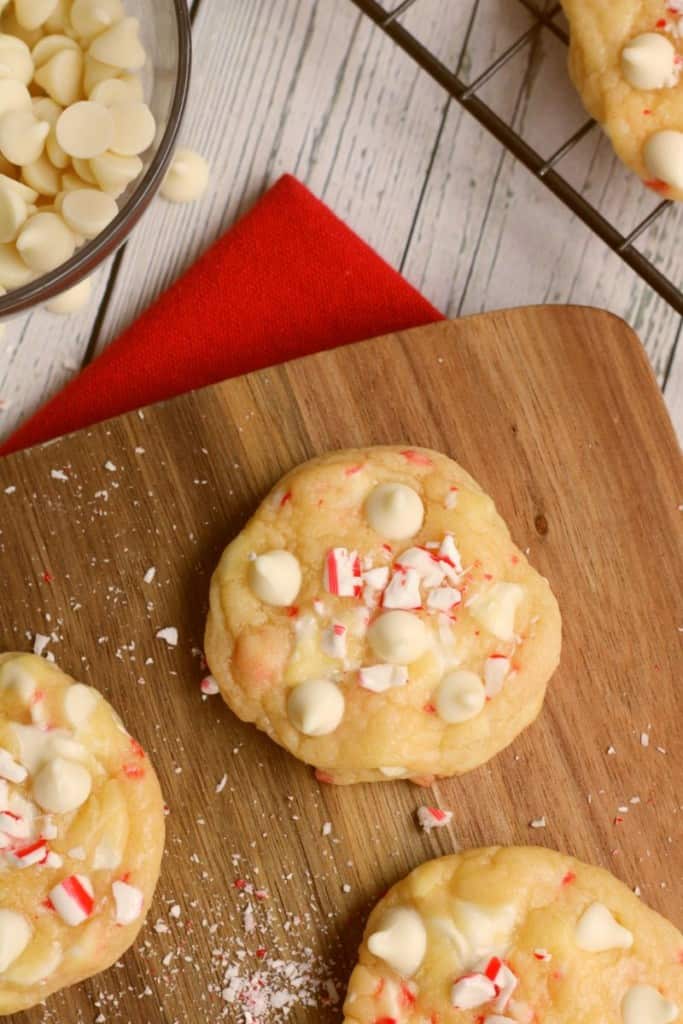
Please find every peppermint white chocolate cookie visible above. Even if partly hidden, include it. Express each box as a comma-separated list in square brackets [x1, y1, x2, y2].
[205, 446, 561, 785]
[561, 0, 683, 199]
[0, 653, 164, 1015]
[343, 846, 683, 1024]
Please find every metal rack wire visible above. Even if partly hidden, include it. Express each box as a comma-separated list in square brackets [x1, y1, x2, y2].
[350, 0, 683, 316]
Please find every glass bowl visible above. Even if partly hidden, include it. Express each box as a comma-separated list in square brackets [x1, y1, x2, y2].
[0, 0, 192, 318]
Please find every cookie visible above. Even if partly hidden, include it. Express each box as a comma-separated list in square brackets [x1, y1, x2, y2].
[0, 653, 165, 1015]
[205, 446, 561, 785]
[561, 0, 683, 199]
[343, 846, 683, 1024]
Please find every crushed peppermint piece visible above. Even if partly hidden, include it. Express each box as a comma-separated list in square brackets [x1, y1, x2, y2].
[358, 664, 408, 692]
[143, 567, 156, 584]
[451, 972, 497, 1009]
[533, 948, 552, 961]
[382, 567, 421, 609]
[104, 460, 117, 472]
[3, 485, 15, 494]
[640, 732, 650, 747]
[156, 627, 178, 647]
[439, 533, 463, 575]
[33, 633, 51, 656]
[112, 881, 143, 925]
[323, 548, 362, 597]
[427, 585, 461, 611]
[321, 822, 332, 836]
[483, 654, 510, 698]
[50, 469, 68, 481]
[50, 874, 94, 926]
[321, 622, 347, 659]
[607, 745, 616, 755]
[417, 806, 452, 831]
[200, 675, 219, 695]
[530, 816, 546, 829]
[215, 774, 228, 794]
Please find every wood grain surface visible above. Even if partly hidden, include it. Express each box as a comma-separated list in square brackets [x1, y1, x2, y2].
[1, 0, 682, 445]
[0, 307, 680, 1023]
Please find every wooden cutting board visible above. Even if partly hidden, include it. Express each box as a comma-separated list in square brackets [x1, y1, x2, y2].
[0, 307, 680, 1024]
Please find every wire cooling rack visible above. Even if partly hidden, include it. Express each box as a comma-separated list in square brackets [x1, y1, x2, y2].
[350, 0, 683, 316]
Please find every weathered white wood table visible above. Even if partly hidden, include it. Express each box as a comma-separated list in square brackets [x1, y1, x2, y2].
[1, 0, 682, 441]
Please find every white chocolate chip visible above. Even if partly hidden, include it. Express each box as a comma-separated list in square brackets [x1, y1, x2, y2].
[644, 131, 683, 190]
[89, 150, 141, 194]
[0, 909, 31, 972]
[71, 156, 98, 184]
[16, 212, 75, 272]
[56, 100, 114, 158]
[468, 582, 524, 641]
[33, 757, 92, 813]
[248, 550, 301, 606]
[161, 148, 210, 203]
[89, 17, 146, 69]
[0, 183, 27, 242]
[90, 75, 141, 106]
[575, 902, 634, 952]
[22, 154, 61, 196]
[622, 33, 677, 91]
[109, 100, 155, 155]
[367, 907, 426, 977]
[622, 986, 678, 1024]
[0, 242, 33, 288]
[112, 880, 143, 925]
[365, 482, 424, 539]
[63, 682, 98, 725]
[287, 679, 345, 736]
[32, 33, 80, 69]
[0, 79, 31, 117]
[0, 172, 36, 204]
[71, 0, 124, 41]
[14, 0, 59, 32]
[367, 610, 429, 664]
[0, 33, 33, 84]
[34, 48, 83, 106]
[62, 188, 118, 237]
[435, 670, 485, 723]
[0, 108, 49, 165]
[47, 275, 92, 314]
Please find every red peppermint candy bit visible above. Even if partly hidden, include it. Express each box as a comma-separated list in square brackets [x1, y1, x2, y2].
[423, 702, 436, 714]
[314, 769, 335, 785]
[484, 956, 503, 983]
[279, 491, 292, 508]
[656, 17, 667, 26]
[645, 178, 670, 194]
[400, 450, 432, 466]
[373, 978, 385, 997]
[344, 464, 363, 476]
[374, 1018, 398, 1024]
[561, 870, 576, 887]
[255, 947, 267, 959]
[614, 816, 625, 825]
[254, 889, 268, 901]
[400, 982, 416, 1007]
[676, 949, 683, 964]
[12, 839, 49, 866]
[42, 571, 54, 583]
[129, 738, 146, 759]
[286, 606, 299, 618]
[643, 109, 653, 116]
[122, 763, 144, 780]
[233, 878, 247, 890]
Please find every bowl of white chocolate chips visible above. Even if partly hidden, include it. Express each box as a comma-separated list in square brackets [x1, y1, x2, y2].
[0, 0, 209, 319]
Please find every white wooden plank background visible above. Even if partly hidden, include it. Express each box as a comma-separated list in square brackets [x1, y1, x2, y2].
[0, 0, 681, 441]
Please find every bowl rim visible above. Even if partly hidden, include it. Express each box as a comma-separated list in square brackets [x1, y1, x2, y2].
[0, 0, 193, 319]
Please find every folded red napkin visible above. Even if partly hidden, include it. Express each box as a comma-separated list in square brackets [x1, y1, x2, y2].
[1, 174, 443, 456]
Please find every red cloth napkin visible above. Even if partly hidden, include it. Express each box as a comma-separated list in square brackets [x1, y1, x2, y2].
[1, 175, 442, 456]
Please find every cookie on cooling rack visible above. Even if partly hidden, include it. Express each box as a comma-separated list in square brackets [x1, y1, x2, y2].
[0, 653, 164, 1015]
[343, 846, 682, 1024]
[562, 0, 683, 199]
[205, 446, 561, 785]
